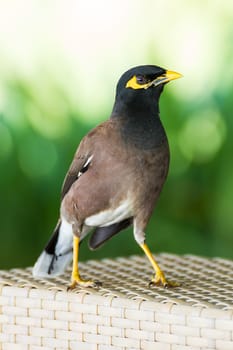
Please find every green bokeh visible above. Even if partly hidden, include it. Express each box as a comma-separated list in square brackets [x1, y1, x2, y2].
[0, 1, 233, 270]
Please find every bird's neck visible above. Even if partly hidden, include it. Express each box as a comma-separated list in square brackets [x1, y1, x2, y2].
[112, 91, 160, 117]
[111, 98, 167, 150]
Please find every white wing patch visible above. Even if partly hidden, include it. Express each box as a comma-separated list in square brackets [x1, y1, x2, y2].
[85, 199, 133, 227]
[78, 155, 93, 178]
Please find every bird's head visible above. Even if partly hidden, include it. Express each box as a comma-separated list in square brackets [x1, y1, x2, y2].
[113, 65, 182, 116]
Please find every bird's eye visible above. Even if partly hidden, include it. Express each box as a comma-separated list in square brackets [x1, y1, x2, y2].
[136, 75, 148, 85]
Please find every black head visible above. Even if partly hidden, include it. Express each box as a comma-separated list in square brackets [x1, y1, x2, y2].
[113, 65, 182, 117]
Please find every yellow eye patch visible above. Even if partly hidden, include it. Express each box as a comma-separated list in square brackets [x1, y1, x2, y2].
[125, 75, 151, 90]
[125, 71, 182, 90]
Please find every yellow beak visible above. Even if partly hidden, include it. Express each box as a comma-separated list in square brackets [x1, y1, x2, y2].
[165, 70, 183, 82]
[152, 70, 183, 87]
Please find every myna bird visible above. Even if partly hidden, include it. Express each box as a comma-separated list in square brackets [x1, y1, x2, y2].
[33, 65, 182, 289]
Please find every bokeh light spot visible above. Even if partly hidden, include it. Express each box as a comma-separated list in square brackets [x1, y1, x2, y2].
[178, 108, 226, 163]
[26, 99, 70, 140]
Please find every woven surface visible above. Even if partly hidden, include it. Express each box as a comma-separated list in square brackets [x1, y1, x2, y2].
[0, 253, 233, 349]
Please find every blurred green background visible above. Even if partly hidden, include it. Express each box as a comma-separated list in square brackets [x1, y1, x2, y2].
[0, 0, 233, 269]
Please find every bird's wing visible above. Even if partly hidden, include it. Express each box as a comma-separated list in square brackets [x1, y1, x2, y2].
[89, 218, 132, 250]
[61, 139, 93, 200]
[61, 119, 122, 201]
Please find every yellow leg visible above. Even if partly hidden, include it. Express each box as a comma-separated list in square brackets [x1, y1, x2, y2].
[68, 236, 100, 290]
[140, 243, 179, 288]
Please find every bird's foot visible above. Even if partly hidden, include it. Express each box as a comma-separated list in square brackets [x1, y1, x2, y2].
[67, 275, 102, 291]
[149, 270, 180, 288]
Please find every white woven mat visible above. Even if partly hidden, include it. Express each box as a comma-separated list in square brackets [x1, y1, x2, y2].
[0, 254, 233, 350]
[0, 253, 232, 310]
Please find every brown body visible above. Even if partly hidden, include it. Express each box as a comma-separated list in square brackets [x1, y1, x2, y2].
[61, 118, 169, 242]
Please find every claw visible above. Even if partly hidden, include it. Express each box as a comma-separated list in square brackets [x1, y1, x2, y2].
[93, 280, 102, 288]
[149, 276, 180, 288]
[67, 277, 102, 291]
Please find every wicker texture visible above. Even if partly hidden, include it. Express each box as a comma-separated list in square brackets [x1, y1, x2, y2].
[0, 253, 232, 350]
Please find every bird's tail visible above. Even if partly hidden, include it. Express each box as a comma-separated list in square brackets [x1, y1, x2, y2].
[32, 219, 73, 278]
